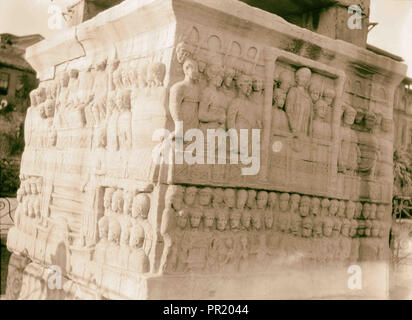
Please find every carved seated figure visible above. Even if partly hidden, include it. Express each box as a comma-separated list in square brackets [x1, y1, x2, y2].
[338, 106, 360, 175]
[312, 99, 331, 140]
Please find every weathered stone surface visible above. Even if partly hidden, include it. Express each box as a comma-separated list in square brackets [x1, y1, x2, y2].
[5, 0, 407, 299]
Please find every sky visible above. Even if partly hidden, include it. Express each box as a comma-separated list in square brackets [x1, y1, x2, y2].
[0, 0, 411, 76]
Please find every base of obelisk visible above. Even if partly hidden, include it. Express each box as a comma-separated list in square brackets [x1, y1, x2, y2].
[8, 260, 389, 299]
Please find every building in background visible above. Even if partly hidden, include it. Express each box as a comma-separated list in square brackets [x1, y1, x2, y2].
[0, 33, 43, 196]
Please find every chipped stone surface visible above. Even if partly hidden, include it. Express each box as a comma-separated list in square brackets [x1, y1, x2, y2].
[5, 0, 408, 299]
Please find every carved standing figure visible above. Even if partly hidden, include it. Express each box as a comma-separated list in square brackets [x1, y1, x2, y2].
[285, 67, 312, 138]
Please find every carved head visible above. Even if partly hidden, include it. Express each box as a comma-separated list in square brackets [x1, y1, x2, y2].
[323, 88, 335, 105]
[166, 185, 184, 211]
[264, 210, 274, 229]
[365, 112, 377, 130]
[302, 217, 313, 237]
[236, 189, 248, 209]
[322, 217, 333, 237]
[252, 77, 264, 92]
[295, 67, 311, 88]
[38, 104, 47, 119]
[354, 110, 364, 124]
[279, 193, 289, 212]
[278, 71, 294, 92]
[212, 188, 224, 207]
[147, 62, 166, 87]
[345, 201, 356, 219]
[343, 105, 357, 125]
[241, 209, 251, 229]
[273, 88, 286, 108]
[310, 197, 321, 216]
[229, 210, 241, 230]
[357, 221, 365, 236]
[290, 194, 300, 212]
[223, 66, 236, 87]
[329, 199, 339, 216]
[205, 63, 224, 88]
[291, 214, 302, 236]
[236, 74, 252, 97]
[268, 192, 278, 210]
[182, 58, 199, 81]
[341, 219, 350, 237]
[184, 186, 197, 206]
[371, 220, 380, 237]
[190, 209, 203, 228]
[98, 216, 110, 240]
[108, 218, 121, 244]
[104, 188, 115, 209]
[337, 200, 346, 218]
[69, 69, 79, 80]
[247, 190, 257, 209]
[176, 209, 188, 229]
[349, 219, 358, 237]
[376, 204, 386, 220]
[217, 210, 228, 231]
[223, 188, 236, 208]
[176, 41, 192, 64]
[251, 211, 262, 230]
[204, 209, 215, 228]
[309, 80, 322, 103]
[362, 203, 371, 219]
[198, 187, 212, 206]
[132, 193, 150, 219]
[256, 191, 268, 209]
[314, 100, 328, 120]
[333, 218, 342, 236]
[299, 196, 310, 217]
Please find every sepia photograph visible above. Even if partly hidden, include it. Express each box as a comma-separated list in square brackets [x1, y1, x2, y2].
[0, 0, 411, 303]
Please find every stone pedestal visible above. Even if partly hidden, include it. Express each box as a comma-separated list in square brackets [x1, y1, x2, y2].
[6, 0, 407, 299]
